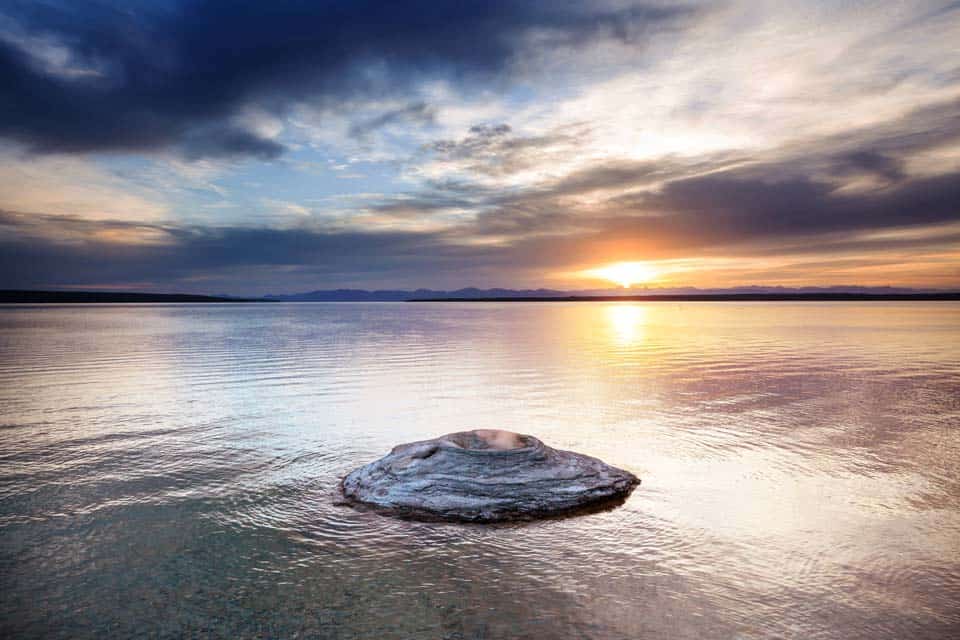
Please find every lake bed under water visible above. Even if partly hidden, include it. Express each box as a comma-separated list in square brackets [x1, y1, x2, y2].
[1, 302, 958, 638]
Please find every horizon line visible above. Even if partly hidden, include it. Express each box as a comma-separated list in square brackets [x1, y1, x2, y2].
[3, 288, 960, 304]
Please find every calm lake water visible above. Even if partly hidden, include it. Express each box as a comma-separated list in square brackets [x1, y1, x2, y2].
[1, 302, 958, 639]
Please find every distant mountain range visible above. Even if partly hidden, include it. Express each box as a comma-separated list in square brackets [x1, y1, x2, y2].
[3, 286, 956, 304]
[265, 285, 954, 301]
[266, 287, 570, 301]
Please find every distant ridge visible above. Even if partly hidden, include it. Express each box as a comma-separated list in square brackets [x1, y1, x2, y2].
[4, 287, 956, 304]
[0, 290, 267, 303]
[266, 286, 958, 302]
[265, 287, 569, 301]
[411, 293, 960, 302]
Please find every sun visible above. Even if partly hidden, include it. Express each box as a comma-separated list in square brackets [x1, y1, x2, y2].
[588, 261, 660, 288]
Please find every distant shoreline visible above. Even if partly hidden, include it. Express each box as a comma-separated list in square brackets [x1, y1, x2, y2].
[409, 293, 960, 302]
[0, 290, 269, 303]
[2, 290, 958, 304]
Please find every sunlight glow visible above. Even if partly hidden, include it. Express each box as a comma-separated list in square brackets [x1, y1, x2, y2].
[588, 262, 660, 288]
[607, 305, 647, 345]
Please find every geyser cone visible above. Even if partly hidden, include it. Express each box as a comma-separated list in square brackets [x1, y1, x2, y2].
[340, 429, 639, 522]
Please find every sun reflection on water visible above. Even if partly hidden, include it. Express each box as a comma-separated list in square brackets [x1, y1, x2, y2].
[606, 304, 647, 345]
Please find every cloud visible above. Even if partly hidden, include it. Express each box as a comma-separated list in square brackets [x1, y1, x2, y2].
[0, 209, 501, 292]
[836, 151, 905, 183]
[616, 170, 960, 248]
[0, 1, 691, 159]
[420, 121, 596, 183]
[3, 150, 958, 293]
[348, 102, 436, 140]
[347, 97, 960, 273]
[0, 150, 168, 221]
[180, 126, 286, 161]
[1, 1, 958, 291]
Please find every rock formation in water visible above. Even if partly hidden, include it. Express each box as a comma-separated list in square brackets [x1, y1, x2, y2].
[340, 429, 639, 522]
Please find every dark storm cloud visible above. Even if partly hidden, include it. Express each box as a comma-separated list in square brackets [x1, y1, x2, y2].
[617, 169, 960, 246]
[0, 0, 691, 159]
[475, 165, 960, 254]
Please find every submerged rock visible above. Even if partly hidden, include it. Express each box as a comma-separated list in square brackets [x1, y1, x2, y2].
[340, 429, 639, 522]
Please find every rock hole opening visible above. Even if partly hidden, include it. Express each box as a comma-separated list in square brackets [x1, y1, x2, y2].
[445, 429, 532, 451]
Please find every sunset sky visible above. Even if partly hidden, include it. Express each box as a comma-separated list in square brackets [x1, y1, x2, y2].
[1, 0, 958, 294]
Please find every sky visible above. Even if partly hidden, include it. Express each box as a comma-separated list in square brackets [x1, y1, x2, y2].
[0, 0, 958, 295]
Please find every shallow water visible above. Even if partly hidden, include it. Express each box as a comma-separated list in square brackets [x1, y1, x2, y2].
[1, 301, 958, 639]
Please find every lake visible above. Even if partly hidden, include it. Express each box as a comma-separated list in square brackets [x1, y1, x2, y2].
[1, 302, 958, 638]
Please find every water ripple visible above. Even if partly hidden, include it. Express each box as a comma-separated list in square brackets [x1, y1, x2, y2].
[2, 302, 959, 639]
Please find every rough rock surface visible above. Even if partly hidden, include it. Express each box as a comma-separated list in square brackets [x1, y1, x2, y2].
[340, 429, 639, 522]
